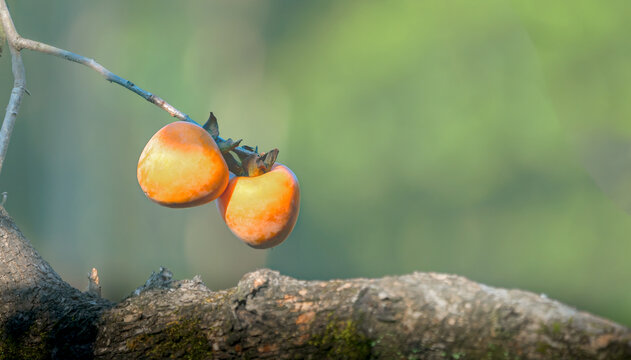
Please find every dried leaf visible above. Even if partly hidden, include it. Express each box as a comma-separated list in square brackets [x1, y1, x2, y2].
[243, 154, 264, 177]
[203, 112, 219, 138]
[223, 151, 243, 176]
[261, 148, 279, 171]
[218, 138, 242, 153]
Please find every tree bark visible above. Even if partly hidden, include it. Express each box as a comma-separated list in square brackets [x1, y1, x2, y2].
[0, 208, 629, 359]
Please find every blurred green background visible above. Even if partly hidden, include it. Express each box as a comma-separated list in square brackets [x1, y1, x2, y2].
[1, 1, 631, 325]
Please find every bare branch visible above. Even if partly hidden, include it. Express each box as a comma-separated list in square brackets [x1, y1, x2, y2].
[18, 35, 263, 163]
[0, 0, 26, 175]
[0, 0, 18, 43]
[14, 36, 196, 123]
[1, 0, 263, 175]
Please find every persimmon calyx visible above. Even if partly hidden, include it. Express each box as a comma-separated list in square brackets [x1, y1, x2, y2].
[242, 149, 279, 177]
[203, 112, 219, 138]
[217, 138, 242, 153]
[203, 112, 279, 177]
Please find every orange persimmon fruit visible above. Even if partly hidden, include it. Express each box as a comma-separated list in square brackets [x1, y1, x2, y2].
[217, 163, 300, 249]
[137, 121, 229, 208]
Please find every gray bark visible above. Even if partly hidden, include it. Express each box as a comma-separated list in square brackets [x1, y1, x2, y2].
[0, 207, 629, 359]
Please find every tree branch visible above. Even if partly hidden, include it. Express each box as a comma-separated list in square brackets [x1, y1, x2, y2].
[1, 3, 629, 358]
[0, 0, 26, 175]
[0, 0, 261, 178]
[96, 269, 631, 360]
[13, 36, 196, 124]
[0, 207, 628, 359]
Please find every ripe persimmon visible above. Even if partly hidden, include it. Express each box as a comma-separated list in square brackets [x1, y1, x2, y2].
[137, 121, 229, 208]
[217, 163, 300, 249]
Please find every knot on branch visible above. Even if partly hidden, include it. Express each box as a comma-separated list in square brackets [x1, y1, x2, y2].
[175, 274, 211, 292]
[129, 268, 213, 299]
[131, 266, 174, 297]
[232, 269, 285, 313]
[236, 269, 282, 297]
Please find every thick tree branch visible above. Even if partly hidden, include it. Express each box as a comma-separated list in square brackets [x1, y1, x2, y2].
[0, 208, 628, 359]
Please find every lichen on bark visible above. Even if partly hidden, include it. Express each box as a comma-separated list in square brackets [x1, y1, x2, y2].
[126, 319, 213, 360]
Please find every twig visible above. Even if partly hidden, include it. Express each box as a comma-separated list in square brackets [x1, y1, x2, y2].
[14, 37, 196, 123]
[85, 267, 101, 298]
[0, 0, 259, 177]
[0, 0, 26, 175]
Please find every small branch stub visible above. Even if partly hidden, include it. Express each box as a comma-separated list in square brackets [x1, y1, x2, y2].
[132, 266, 174, 297]
[86, 267, 101, 297]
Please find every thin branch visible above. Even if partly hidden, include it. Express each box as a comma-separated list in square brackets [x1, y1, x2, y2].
[0, 0, 26, 175]
[14, 37, 196, 123]
[0, 0, 17, 42]
[0, 0, 260, 177]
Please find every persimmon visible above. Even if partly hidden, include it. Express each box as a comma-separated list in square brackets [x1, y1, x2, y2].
[217, 163, 300, 249]
[137, 121, 229, 208]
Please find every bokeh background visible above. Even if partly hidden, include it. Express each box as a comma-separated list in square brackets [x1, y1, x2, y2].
[1, 0, 631, 325]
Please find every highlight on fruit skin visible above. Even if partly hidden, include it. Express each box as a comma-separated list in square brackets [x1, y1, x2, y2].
[137, 121, 229, 208]
[217, 163, 300, 249]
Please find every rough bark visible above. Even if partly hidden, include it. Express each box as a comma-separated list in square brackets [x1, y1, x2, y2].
[0, 208, 629, 359]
